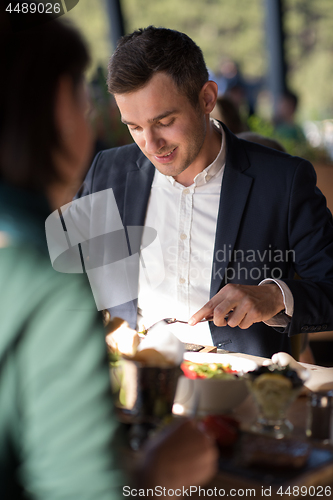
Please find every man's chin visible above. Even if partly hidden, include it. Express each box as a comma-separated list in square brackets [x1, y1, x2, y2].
[153, 163, 187, 178]
[142, 151, 188, 178]
[147, 156, 175, 174]
[155, 166, 177, 177]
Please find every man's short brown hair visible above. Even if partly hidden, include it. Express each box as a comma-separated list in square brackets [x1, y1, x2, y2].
[107, 26, 209, 107]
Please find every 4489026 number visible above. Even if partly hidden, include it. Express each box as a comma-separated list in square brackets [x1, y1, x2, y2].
[6, 2, 61, 14]
[276, 485, 331, 496]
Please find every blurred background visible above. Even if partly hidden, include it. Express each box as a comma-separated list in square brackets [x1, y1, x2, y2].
[65, 0, 333, 365]
[67, 0, 333, 161]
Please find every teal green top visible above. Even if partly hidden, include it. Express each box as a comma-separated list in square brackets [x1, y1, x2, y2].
[0, 183, 125, 499]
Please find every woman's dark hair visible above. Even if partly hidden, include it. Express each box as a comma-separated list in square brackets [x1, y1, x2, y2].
[0, 18, 90, 190]
[107, 26, 209, 107]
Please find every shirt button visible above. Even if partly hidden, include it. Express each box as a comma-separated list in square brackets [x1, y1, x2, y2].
[183, 188, 190, 195]
[206, 175, 211, 181]
[179, 277, 185, 284]
[180, 233, 187, 240]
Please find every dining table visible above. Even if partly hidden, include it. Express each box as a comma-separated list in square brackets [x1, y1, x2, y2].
[187, 350, 333, 500]
[117, 349, 333, 499]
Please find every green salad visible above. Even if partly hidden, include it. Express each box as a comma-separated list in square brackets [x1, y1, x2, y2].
[181, 361, 238, 379]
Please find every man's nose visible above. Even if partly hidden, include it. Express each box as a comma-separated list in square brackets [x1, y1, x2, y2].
[142, 129, 166, 155]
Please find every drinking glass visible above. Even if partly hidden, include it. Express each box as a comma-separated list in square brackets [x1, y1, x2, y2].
[246, 368, 309, 439]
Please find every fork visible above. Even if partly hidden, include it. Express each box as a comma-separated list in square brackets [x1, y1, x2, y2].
[147, 311, 233, 331]
[147, 316, 213, 331]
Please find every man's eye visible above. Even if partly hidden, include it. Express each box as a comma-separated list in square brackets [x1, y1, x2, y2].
[159, 119, 175, 127]
[129, 126, 140, 132]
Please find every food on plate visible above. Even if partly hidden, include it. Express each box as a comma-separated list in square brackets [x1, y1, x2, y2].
[241, 434, 310, 468]
[135, 325, 184, 367]
[201, 414, 240, 447]
[246, 365, 304, 419]
[174, 354, 257, 415]
[106, 316, 184, 368]
[181, 360, 238, 379]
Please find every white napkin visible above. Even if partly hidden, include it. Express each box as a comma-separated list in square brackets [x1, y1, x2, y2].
[265, 352, 308, 374]
[137, 323, 184, 366]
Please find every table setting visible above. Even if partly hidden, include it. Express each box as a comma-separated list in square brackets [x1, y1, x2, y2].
[106, 317, 333, 497]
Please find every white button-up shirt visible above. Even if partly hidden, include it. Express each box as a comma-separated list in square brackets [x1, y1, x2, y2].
[137, 120, 293, 345]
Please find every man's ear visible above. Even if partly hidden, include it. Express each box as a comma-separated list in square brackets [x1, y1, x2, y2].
[199, 81, 218, 114]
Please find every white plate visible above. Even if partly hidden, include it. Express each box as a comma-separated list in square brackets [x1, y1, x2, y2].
[173, 353, 257, 416]
[183, 352, 258, 373]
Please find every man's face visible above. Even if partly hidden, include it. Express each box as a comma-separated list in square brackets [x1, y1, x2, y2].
[114, 72, 207, 179]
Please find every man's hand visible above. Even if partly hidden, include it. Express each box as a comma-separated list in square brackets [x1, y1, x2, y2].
[140, 420, 218, 491]
[188, 283, 285, 329]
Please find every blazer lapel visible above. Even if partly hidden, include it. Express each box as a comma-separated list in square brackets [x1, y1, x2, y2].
[109, 155, 155, 329]
[210, 126, 253, 298]
[123, 155, 155, 255]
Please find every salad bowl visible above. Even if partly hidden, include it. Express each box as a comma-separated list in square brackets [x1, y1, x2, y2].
[173, 353, 257, 416]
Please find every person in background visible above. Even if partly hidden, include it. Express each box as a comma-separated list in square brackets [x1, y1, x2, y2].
[236, 131, 286, 152]
[211, 95, 248, 134]
[273, 90, 307, 143]
[0, 16, 217, 500]
[88, 66, 132, 159]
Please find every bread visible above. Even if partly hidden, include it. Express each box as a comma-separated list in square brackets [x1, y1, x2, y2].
[105, 317, 140, 357]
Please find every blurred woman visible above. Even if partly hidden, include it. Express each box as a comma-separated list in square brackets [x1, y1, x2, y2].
[0, 17, 127, 500]
[0, 16, 217, 500]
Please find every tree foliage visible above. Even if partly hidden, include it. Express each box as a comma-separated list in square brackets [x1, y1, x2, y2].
[66, 0, 333, 122]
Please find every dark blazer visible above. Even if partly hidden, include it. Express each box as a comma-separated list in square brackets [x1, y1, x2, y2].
[76, 125, 333, 358]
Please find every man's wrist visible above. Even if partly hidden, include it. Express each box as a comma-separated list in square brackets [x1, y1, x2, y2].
[261, 282, 285, 316]
[259, 279, 294, 328]
[259, 278, 294, 318]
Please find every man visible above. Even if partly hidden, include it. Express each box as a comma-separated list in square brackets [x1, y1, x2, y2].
[76, 26, 333, 358]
